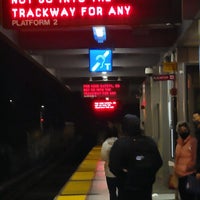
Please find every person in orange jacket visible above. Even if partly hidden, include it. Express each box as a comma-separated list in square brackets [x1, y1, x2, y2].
[174, 121, 198, 200]
[192, 111, 200, 178]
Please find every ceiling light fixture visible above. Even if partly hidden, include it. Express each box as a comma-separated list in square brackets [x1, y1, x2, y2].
[92, 26, 106, 43]
[102, 75, 108, 81]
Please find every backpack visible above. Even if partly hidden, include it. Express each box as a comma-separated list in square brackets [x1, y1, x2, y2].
[124, 135, 163, 188]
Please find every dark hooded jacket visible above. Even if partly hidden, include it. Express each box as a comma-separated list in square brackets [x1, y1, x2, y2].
[109, 114, 163, 189]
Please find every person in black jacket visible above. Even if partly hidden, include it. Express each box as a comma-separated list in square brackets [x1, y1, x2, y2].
[109, 114, 163, 200]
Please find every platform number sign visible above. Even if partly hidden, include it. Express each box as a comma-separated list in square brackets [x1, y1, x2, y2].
[89, 49, 112, 72]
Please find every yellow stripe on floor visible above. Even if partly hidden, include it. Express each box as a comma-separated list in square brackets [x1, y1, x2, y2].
[77, 160, 98, 171]
[85, 148, 101, 160]
[70, 171, 95, 180]
[61, 181, 92, 195]
[55, 195, 86, 200]
[54, 146, 103, 200]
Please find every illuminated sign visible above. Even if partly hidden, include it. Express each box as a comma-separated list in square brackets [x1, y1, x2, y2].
[89, 49, 112, 72]
[83, 83, 120, 98]
[163, 62, 177, 72]
[2, 0, 182, 29]
[2, 0, 134, 29]
[93, 99, 117, 111]
[153, 74, 175, 81]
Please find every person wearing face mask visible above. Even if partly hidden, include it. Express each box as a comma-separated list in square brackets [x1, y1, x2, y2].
[174, 121, 198, 200]
[192, 111, 200, 133]
[192, 111, 200, 199]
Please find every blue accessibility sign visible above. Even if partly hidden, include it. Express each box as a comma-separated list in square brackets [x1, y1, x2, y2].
[89, 49, 112, 72]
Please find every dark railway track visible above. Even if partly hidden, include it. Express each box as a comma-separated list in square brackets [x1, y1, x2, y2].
[0, 153, 76, 200]
[19, 157, 76, 200]
[0, 138, 94, 200]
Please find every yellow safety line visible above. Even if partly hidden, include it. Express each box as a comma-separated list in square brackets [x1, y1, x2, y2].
[55, 146, 101, 200]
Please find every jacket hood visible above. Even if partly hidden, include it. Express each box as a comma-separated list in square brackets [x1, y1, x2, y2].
[122, 114, 140, 136]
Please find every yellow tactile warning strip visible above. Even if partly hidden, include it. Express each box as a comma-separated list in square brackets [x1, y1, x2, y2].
[55, 195, 86, 200]
[70, 171, 95, 181]
[60, 181, 92, 195]
[77, 160, 98, 171]
[85, 146, 101, 160]
[54, 146, 102, 200]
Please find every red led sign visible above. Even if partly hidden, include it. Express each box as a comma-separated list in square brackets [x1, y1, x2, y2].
[2, 0, 182, 29]
[2, 0, 134, 29]
[153, 74, 175, 81]
[83, 83, 120, 98]
[93, 99, 117, 111]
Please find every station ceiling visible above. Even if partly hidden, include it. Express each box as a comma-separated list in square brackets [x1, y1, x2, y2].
[0, 0, 199, 87]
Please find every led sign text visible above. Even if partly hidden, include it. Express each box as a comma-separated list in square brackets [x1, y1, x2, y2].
[153, 74, 175, 81]
[93, 100, 117, 111]
[83, 83, 120, 98]
[3, 0, 133, 28]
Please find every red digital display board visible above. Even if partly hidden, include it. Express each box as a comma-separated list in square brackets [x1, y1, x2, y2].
[2, 0, 134, 29]
[2, 0, 181, 29]
[93, 99, 117, 111]
[83, 83, 120, 98]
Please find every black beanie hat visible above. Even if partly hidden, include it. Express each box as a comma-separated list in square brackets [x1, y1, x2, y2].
[122, 114, 140, 136]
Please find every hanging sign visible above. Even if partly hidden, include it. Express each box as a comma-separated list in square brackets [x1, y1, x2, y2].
[93, 99, 117, 111]
[2, 0, 181, 29]
[83, 83, 121, 98]
[153, 74, 175, 81]
[2, 0, 134, 29]
[163, 62, 177, 72]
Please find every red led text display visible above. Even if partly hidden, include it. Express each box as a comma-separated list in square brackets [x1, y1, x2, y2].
[93, 100, 117, 111]
[83, 83, 120, 98]
[153, 74, 175, 81]
[2, 0, 181, 29]
[2, 0, 134, 28]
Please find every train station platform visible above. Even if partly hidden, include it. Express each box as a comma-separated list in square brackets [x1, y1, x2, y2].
[54, 146, 177, 200]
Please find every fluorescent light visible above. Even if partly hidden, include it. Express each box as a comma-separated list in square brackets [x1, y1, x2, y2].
[95, 27, 104, 37]
[102, 75, 108, 81]
[92, 26, 106, 43]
